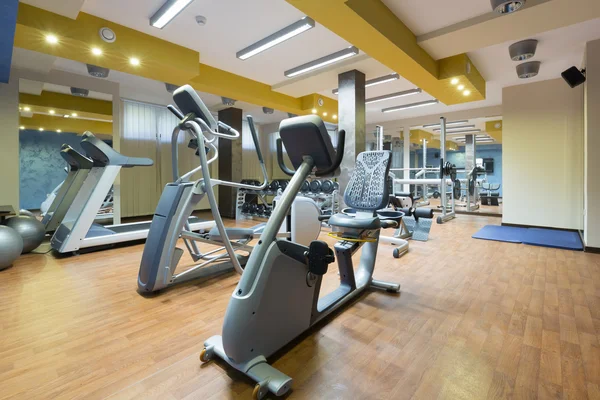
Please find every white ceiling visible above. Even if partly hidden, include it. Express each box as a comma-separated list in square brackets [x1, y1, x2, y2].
[13, 0, 600, 127]
[382, 0, 493, 36]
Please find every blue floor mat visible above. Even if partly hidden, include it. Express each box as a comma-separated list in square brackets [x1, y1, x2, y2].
[472, 225, 527, 243]
[523, 228, 583, 251]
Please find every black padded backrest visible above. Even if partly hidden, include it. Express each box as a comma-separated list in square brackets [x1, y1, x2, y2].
[344, 151, 392, 211]
[60, 144, 93, 171]
[279, 115, 336, 170]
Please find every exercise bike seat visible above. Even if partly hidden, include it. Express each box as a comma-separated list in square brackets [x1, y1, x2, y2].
[328, 213, 381, 230]
[208, 226, 254, 242]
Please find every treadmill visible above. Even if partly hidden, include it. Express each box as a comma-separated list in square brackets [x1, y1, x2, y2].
[51, 132, 214, 254]
[42, 144, 94, 233]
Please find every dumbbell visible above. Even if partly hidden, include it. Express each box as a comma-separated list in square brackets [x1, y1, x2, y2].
[241, 202, 250, 213]
[256, 204, 266, 215]
[279, 180, 289, 191]
[269, 180, 280, 192]
[309, 180, 322, 193]
[321, 180, 334, 194]
[301, 180, 310, 193]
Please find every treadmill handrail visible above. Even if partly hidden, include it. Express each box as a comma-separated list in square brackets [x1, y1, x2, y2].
[80, 131, 154, 168]
[60, 144, 93, 171]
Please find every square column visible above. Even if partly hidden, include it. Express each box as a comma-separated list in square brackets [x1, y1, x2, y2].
[218, 107, 243, 218]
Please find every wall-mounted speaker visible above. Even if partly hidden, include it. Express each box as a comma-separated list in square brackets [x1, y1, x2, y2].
[561, 66, 586, 88]
[434, 152, 440, 159]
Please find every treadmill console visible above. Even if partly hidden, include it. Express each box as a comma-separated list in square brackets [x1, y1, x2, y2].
[172, 85, 217, 131]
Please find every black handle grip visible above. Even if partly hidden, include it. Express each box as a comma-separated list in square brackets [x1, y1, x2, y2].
[276, 138, 295, 176]
[315, 130, 345, 177]
[167, 105, 185, 120]
[246, 115, 264, 164]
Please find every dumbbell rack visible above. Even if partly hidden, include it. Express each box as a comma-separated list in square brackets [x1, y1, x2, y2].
[236, 189, 276, 221]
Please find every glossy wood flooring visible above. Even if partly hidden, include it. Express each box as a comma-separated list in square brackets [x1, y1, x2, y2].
[1, 213, 599, 400]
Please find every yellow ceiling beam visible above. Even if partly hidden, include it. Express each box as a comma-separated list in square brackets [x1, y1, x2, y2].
[20, 114, 113, 135]
[15, 4, 339, 123]
[20, 92, 112, 117]
[409, 129, 433, 144]
[485, 120, 503, 143]
[285, 0, 486, 105]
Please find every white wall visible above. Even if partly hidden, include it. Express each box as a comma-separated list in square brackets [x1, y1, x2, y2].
[584, 39, 600, 247]
[503, 78, 584, 229]
[0, 74, 19, 211]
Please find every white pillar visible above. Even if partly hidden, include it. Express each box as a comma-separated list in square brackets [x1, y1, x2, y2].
[403, 128, 410, 193]
[585, 39, 600, 248]
[0, 74, 19, 211]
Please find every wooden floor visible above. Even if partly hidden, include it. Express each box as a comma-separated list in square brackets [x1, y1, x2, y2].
[1, 212, 599, 400]
[428, 198, 503, 216]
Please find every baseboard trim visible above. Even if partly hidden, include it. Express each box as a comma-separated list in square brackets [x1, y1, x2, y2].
[584, 246, 600, 254]
[501, 222, 579, 233]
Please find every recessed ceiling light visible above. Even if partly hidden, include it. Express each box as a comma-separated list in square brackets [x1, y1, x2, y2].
[19, 126, 25, 130]
[333, 115, 337, 120]
[463, 90, 471, 96]
[382, 99, 439, 113]
[23, 106, 31, 112]
[433, 125, 476, 132]
[39, 127, 44, 131]
[71, 113, 78, 117]
[332, 73, 401, 95]
[45, 34, 58, 44]
[457, 84, 465, 91]
[49, 109, 55, 114]
[130, 57, 140, 66]
[64, 115, 70, 118]
[423, 120, 469, 129]
[311, 109, 317, 114]
[284, 46, 359, 78]
[323, 112, 328, 117]
[57, 129, 62, 133]
[491, 0, 526, 14]
[366, 89, 422, 105]
[237, 17, 315, 60]
[92, 47, 103, 56]
[450, 78, 459, 85]
[150, 0, 195, 29]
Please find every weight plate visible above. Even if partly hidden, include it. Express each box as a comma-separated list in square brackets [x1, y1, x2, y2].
[301, 180, 310, 192]
[309, 180, 322, 193]
[321, 180, 334, 194]
[453, 179, 461, 199]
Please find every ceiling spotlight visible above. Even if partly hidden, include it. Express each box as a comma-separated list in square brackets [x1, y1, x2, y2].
[39, 128, 44, 131]
[150, 0, 195, 29]
[221, 97, 236, 106]
[323, 112, 328, 117]
[457, 84, 465, 91]
[382, 99, 439, 113]
[49, 109, 55, 114]
[23, 106, 31, 112]
[517, 61, 540, 79]
[311, 109, 317, 114]
[237, 17, 315, 60]
[165, 83, 179, 93]
[450, 78, 459, 85]
[333, 115, 337, 120]
[195, 15, 207, 26]
[45, 34, 58, 44]
[333, 73, 400, 95]
[71, 113, 78, 117]
[87, 64, 110, 78]
[130, 57, 140, 66]
[262, 107, 274, 114]
[490, 0, 526, 14]
[509, 39, 538, 61]
[19, 126, 25, 130]
[463, 90, 471, 96]
[366, 89, 422, 105]
[64, 115, 70, 118]
[57, 129, 62, 133]
[285, 46, 359, 78]
[91, 47, 103, 56]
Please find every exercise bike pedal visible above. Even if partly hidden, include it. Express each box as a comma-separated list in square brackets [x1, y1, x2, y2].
[304, 240, 334, 276]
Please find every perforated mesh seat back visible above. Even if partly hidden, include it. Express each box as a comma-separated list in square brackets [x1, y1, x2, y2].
[279, 115, 336, 170]
[344, 151, 392, 211]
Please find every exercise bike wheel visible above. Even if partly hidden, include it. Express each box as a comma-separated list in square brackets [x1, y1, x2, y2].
[253, 382, 268, 400]
[199, 348, 211, 362]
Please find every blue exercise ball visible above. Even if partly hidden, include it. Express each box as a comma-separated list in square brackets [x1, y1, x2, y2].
[0, 225, 23, 270]
[5, 215, 45, 253]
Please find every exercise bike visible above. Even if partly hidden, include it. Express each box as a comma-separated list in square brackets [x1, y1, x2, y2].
[201, 115, 400, 399]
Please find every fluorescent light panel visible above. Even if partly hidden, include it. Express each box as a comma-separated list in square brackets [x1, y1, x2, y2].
[150, 0, 194, 29]
[332, 73, 400, 95]
[423, 120, 469, 129]
[237, 17, 315, 60]
[433, 124, 476, 132]
[444, 129, 482, 135]
[284, 46, 359, 78]
[366, 88, 421, 104]
[382, 99, 439, 113]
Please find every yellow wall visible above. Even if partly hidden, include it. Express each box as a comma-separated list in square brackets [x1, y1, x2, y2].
[503, 78, 584, 229]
